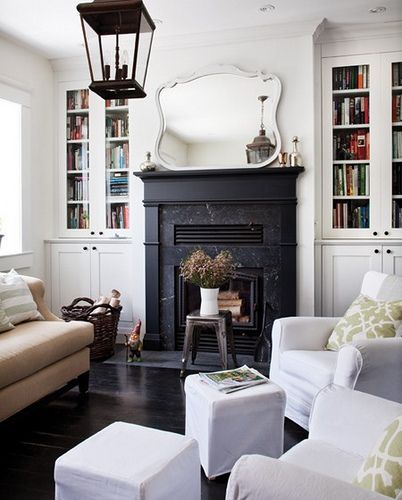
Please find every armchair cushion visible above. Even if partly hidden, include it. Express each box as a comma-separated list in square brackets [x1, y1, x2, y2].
[354, 414, 402, 498]
[0, 269, 43, 325]
[327, 294, 402, 351]
[281, 350, 338, 390]
[0, 303, 14, 333]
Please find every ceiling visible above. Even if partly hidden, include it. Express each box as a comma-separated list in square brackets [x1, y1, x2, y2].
[0, 0, 401, 60]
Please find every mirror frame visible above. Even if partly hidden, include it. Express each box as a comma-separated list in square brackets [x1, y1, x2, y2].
[155, 64, 282, 170]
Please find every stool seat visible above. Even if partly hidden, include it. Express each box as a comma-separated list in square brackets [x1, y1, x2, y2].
[54, 422, 200, 500]
[180, 310, 237, 377]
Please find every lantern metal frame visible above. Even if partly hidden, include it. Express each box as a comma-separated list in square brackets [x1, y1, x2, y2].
[77, 0, 155, 100]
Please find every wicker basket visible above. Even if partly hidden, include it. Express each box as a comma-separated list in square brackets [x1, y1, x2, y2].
[61, 297, 122, 361]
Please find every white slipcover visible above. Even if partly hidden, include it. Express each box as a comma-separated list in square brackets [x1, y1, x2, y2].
[184, 374, 285, 478]
[54, 422, 200, 500]
[270, 270, 402, 429]
[226, 385, 402, 500]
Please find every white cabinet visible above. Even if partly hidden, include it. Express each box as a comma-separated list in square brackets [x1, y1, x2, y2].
[322, 51, 402, 239]
[59, 82, 132, 237]
[47, 240, 133, 332]
[320, 243, 402, 316]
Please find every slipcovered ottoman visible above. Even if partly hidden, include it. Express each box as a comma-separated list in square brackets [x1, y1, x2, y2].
[54, 422, 200, 500]
[184, 374, 286, 478]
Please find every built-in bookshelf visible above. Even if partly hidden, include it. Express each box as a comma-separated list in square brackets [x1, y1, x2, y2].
[105, 99, 130, 230]
[332, 64, 370, 229]
[392, 62, 402, 228]
[66, 89, 90, 229]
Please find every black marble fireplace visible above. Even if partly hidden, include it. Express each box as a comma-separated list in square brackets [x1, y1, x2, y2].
[135, 167, 304, 353]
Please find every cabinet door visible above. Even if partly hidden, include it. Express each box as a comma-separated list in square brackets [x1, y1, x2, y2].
[50, 243, 91, 316]
[322, 245, 381, 316]
[382, 245, 402, 275]
[90, 243, 133, 324]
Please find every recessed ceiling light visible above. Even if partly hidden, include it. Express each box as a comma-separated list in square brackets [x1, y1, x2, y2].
[153, 18, 163, 25]
[369, 6, 386, 13]
[259, 4, 275, 13]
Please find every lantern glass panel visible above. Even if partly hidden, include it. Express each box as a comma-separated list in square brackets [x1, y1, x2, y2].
[83, 20, 103, 81]
[135, 11, 153, 88]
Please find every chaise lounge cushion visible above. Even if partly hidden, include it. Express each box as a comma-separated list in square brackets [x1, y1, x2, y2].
[0, 320, 93, 390]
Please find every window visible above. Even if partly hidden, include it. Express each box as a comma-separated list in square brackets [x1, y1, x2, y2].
[0, 97, 22, 254]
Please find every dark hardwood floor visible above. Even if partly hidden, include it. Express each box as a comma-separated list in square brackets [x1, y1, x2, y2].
[0, 361, 307, 500]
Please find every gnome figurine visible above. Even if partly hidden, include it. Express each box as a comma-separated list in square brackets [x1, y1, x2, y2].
[125, 319, 143, 362]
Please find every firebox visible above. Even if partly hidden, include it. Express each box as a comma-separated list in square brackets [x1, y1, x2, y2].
[135, 167, 304, 353]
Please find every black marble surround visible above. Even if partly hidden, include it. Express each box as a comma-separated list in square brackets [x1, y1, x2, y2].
[135, 167, 304, 351]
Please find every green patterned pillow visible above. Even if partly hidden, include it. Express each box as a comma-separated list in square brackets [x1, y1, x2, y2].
[326, 294, 402, 351]
[353, 414, 402, 498]
[0, 300, 14, 333]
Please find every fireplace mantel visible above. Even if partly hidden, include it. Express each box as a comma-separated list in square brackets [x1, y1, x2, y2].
[135, 167, 304, 350]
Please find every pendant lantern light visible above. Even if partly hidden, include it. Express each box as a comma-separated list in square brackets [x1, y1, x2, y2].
[77, 0, 155, 100]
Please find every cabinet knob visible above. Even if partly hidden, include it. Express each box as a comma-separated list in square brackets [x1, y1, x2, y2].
[373, 231, 378, 236]
[387, 249, 392, 254]
[374, 249, 380, 254]
[90, 231, 95, 235]
[92, 246, 97, 251]
[99, 231, 103, 235]
[83, 246, 88, 251]
[384, 231, 389, 236]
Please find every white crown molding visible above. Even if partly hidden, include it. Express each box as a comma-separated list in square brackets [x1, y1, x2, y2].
[152, 19, 324, 51]
[317, 20, 402, 44]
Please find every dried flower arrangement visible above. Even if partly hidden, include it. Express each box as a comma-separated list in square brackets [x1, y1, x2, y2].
[180, 249, 235, 289]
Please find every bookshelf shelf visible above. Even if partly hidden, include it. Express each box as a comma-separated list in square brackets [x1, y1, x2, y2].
[67, 109, 89, 115]
[333, 124, 370, 129]
[332, 89, 370, 95]
[332, 160, 369, 164]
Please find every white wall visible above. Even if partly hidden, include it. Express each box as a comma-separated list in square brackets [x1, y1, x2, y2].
[130, 33, 317, 322]
[0, 35, 54, 280]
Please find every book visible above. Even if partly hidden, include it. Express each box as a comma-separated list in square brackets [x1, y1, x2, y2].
[199, 365, 268, 394]
[218, 291, 240, 300]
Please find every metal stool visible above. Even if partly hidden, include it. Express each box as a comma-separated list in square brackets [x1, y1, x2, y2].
[180, 310, 237, 378]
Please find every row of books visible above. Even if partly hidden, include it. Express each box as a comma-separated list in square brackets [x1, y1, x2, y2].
[67, 177, 89, 201]
[67, 116, 89, 141]
[392, 200, 402, 228]
[393, 163, 402, 195]
[393, 131, 402, 159]
[392, 94, 402, 123]
[67, 144, 89, 171]
[333, 202, 369, 229]
[333, 96, 369, 126]
[333, 130, 370, 160]
[106, 143, 129, 169]
[107, 204, 129, 229]
[105, 117, 129, 138]
[333, 164, 370, 196]
[107, 173, 128, 197]
[106, 99, 128, 108]
[67, 90, 89, 111]
[332, 65, 369, 91]
[67, 205, 89, 229]
[392, 62, 402, 87]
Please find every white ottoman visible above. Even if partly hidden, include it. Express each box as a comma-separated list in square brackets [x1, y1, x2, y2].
[54, 421, 200, 500]
[185, 374, 286, 478]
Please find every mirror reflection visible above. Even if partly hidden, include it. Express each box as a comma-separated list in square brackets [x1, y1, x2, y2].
[155, 66, 281, 170]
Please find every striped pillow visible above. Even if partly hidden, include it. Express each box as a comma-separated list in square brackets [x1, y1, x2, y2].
[0, 300, 14, 333]
[0, 270, 43, 325]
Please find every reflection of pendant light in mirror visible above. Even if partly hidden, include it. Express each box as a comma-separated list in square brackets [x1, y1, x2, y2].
[246, 95, 274, 164]
[77, 0, 156, 100]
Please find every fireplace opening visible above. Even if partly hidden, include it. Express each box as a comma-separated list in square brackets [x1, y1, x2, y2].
[176, 268, 263, 354]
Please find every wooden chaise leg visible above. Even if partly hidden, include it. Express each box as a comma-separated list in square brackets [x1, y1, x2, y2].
[78, 371, 90, 394]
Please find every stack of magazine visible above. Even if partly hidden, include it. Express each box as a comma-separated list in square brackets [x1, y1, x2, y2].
[199, 365, 268, 394]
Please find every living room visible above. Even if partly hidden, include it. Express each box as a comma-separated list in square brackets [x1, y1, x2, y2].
[0, 0, 402, 499]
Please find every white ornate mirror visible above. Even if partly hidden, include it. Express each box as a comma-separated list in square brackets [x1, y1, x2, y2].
[155, 65, 281, 170]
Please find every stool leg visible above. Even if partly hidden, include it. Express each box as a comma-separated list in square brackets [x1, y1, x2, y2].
[180, 321, 194, 378]
[191, 326, 200, 364]
[227, 315, 238, 367]
[216, 321, 228, 370]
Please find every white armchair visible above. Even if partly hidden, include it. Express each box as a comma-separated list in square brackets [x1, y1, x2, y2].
[226, 385, 402, 500]
[270, 271, 402, 429]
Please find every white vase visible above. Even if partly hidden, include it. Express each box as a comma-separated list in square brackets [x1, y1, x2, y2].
[200, 287, 219, 316]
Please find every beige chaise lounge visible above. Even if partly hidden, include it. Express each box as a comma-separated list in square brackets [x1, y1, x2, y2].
[0, 276, 94, 422]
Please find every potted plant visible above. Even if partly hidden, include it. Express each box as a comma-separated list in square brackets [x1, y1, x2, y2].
[180, 249, 235, 316]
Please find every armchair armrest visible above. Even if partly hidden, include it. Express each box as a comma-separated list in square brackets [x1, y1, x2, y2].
[269, 317, 340, 381]
[334, 337, 402, 403]
[20, 275, 61, 321]
[225, 455, 389, 500]
[309, 385, 402, 458]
